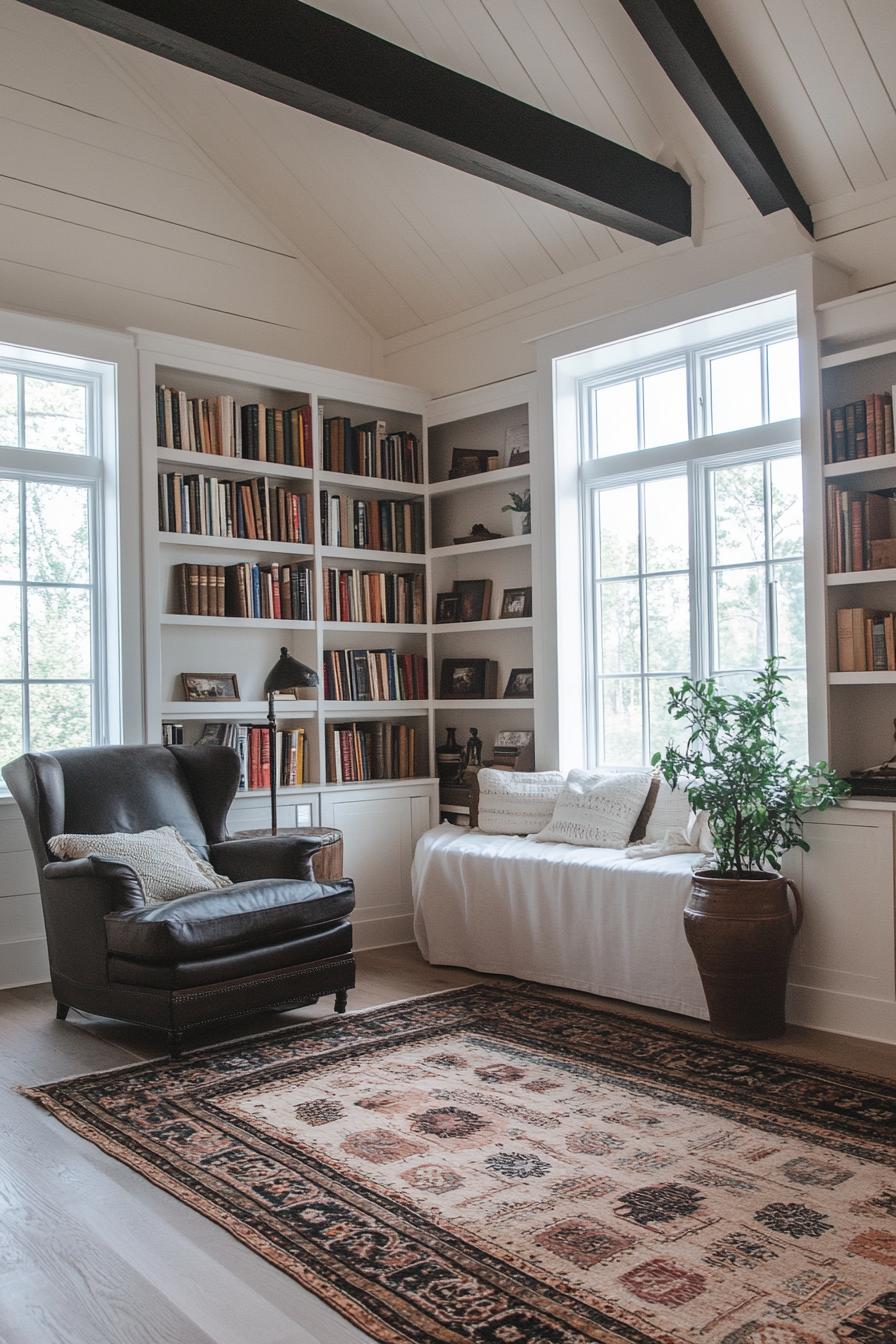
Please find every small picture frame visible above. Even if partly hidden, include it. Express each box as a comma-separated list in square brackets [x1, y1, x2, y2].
[505, 424, 530, 467]
[196, 722, 229, 746]
[440, 658, 491, 699]
[503, 667, 534, 699]
[452, 578, 492, 622]
[500, 586, 532, 619]
[181, 672, 240, 702]
[435, 592, 461, 624]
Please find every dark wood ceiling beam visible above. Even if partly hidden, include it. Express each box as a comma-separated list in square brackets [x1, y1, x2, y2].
[19, 0, 692, 245]
[618, 0, 813, 236]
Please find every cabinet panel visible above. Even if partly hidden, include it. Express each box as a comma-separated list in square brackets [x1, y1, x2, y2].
[228, 799, 317, 833]
[790, 811, 895, 1000]
[320, 788, 434, 940]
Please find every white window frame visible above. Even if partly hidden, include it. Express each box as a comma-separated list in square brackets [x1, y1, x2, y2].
[0, 343, 122, 767]
[578, 322, 802, 769]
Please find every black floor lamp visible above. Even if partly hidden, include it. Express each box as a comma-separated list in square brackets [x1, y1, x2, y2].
[263, 647, 319, 835]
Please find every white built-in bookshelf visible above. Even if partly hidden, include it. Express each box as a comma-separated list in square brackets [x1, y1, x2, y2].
[136, 333, 537, 827]
[816, 284, 896, 779]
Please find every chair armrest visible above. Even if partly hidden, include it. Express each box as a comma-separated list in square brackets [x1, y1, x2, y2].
[44, 856, 146, 913]
[209, 835, 322, 883]
[41, 856, 146, 985]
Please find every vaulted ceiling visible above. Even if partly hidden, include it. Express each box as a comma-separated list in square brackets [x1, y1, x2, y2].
[2, 0, 895, 345]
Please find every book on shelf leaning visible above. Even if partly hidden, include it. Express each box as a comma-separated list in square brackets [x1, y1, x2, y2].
[159, 471, 313, 543]
[325, 721, 418, 783]
[323, 649, 427, 702]
[157, 384, 312, 466]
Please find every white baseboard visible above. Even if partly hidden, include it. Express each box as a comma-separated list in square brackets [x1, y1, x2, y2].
[352, 914, 414, 950]
[786, 982, 896, 1045]
[0, 936, 49, 989]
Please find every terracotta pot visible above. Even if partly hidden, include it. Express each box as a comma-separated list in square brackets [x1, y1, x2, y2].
[684, 869, 803, 1040]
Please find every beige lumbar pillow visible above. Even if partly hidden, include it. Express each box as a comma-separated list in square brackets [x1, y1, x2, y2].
[48, 825, 231, 905]
[476, 768, 565, 835]
[533, 769, 653, 849]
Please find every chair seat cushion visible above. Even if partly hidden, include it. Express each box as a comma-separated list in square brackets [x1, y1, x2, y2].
[105, 877, 355, 962]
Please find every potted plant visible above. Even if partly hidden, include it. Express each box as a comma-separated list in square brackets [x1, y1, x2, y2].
[502, 489, 530, 535]
[652, 660, 849, 1040]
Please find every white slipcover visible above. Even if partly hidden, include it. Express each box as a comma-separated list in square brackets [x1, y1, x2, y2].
[412, 823, 708, 1021]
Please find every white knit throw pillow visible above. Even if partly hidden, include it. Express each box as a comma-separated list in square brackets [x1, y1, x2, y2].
[476, 768, 565, 835]
[47, 825, 231, 905]
[533, 769, 653, 849]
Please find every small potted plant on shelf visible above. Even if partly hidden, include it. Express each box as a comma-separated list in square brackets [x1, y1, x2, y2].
[502, 488, 530, 535]
[652, 659, 849, 1040]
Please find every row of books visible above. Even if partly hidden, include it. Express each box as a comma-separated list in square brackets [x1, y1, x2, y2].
[826, 484, 896, 573]
[157, 385, 312, 466]
[824, 392, 894, 463]
[325, 721, 419, 783]
[836, 607, 896, 672]
[322, 567, 424, 625]
[170, 562, 313, 621]
[322, 415, 422, 483]
[319, 490, 425, 554]
[158, 473, 313, 544]
[322, 649, 427, 702]
[199, 722, 310, 789]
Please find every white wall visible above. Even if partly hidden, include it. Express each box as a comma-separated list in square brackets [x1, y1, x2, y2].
[0, 0, 379, 376]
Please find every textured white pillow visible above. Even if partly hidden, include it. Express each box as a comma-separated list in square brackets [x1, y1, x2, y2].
[643, 779, 694, 842]
[533, 769, 653, 849]
[476, 769, 565, 836]
[47, 825, 231, 905]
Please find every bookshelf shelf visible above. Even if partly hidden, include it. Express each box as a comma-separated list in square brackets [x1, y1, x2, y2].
[159, 533, 315, 558]
[823, 455, 896, 479]
[433, 698, 534, 710]
[320, 545, 426, 565]
[322, 700, 430, 717]
[157, 448, 313, 482]
[161, 700, 318, 719]
[829, 672, 896, 684]
[320, 776, 438, 792]
[162, 614, 315, 630]
[827, 568, 896, 586]
[820, 338, 896, 369]
[322, 621, 425, 634]
[428, 463, 529, 496]
[431, 618, 533, 633]
[430, 535, 532, 560]
[318, 469, 423, 498]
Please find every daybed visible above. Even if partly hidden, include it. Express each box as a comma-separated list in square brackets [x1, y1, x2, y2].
[412, 802, 709, 1021]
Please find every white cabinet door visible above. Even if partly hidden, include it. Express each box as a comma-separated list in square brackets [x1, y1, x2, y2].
[320, 786, 435, 949]
[789, 809, 895, 1002]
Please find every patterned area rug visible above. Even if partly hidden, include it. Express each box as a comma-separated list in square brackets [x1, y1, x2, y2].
[24, 986, 896, 1344]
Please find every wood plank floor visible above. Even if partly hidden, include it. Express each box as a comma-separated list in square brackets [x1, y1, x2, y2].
[2, 944, 895, 1344]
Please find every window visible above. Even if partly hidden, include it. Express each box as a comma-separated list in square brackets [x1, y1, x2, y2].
[0, 351, 116, 771]
[578, 313, 804, 768]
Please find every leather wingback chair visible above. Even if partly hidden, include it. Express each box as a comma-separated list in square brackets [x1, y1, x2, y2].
[3, 744, 355, 1055]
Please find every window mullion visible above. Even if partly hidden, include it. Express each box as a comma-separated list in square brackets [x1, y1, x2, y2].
[19, 478, 30, 753]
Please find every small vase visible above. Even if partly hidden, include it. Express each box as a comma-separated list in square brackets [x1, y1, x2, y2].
[509, 511, 529, 536]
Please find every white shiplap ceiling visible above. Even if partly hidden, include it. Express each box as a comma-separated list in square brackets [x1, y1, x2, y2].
[4, 0, 896, 340]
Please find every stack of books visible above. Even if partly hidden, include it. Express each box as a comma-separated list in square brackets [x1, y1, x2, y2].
[325, 721, 418, 782]
[156, 384, 312, 465]
[159, 472, 313, 543]
[322, 415, 422, 482]
[826, 485, 896, 573]
[322, 568, 424, 624]
[825, 392, 894, 463]
[322, 649, 427, 701]
[170, 562, 312, 620]
[836, 607, 896, 672]
[319, 491, 424, 553]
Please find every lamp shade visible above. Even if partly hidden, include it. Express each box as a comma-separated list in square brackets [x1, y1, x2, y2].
[264, 646, 319, 694]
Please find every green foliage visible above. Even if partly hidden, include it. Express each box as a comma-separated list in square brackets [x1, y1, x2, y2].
[501, 489, 530, 514]
[651, 659, 849, 876]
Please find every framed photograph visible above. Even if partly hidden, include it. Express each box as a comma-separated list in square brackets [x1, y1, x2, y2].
[500, 586, 532, 619]
[181, 672, 240, 702]
[503, 667, 534, 699]
[494, 730, 533, 749]
[440, 658, 492, 699]
[505, 424, 530, 466]
[452, 578, 492, 622]
[435, 592, 461, 624]
[449, 447, 500, 478]
[196, 722, 229, 746]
